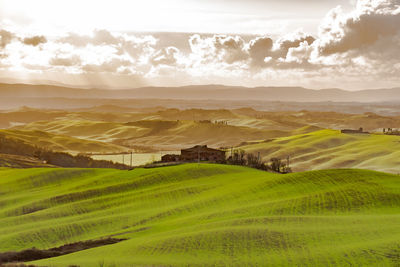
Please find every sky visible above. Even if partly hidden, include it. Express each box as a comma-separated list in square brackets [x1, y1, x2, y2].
[0, 0, 399, 90]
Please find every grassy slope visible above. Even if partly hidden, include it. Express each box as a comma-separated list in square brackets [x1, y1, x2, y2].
[0, 164, 399, 266]
[240, 129, 400, 173]
[0, 129, 127, 154]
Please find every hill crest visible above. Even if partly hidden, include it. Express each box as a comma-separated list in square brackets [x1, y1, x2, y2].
[1, 83, 400, 102]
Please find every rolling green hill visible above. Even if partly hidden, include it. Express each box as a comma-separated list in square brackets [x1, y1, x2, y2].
[0, 164, 399, 266]
[239, 129, 400, 173]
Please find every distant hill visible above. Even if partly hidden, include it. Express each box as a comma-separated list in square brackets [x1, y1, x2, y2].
[0, 132, 128, 169]
[0, 129, 127, 154]
[9, 108, 400, 152]
[1, 83, 400, 102]
[3, 107, 400, 132]
[13, 119, 318, 151]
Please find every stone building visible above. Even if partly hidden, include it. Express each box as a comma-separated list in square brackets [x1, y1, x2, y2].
[180, 145, 226, 162]
[161, 145, 226, 163]
[341, 127, 369, 134]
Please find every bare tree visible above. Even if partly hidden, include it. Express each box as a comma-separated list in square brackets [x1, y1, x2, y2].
[270, 158, 282, 172]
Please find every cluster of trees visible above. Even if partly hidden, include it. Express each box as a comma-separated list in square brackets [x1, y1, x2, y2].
[383, 128, 400, 135]
[0, 136, 129, 169]
[226, 149, 291, 173]
[198, 120, 212, 123]
[197, 120, 228, 125]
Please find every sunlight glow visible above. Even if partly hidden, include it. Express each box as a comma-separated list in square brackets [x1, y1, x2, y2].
[0, 0, 350, 35]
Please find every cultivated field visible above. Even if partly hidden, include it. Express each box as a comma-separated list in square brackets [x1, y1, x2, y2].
[0, 129, 127, 154]
[13, 119, 299, 151]
[239, 129, 400, 173]
[0, 164, 399, 266]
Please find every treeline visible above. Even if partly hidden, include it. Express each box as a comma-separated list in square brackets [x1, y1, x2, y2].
[197, 120, 228, 125]
[0, 135, 129, 169]
[226, 149, 291, 173]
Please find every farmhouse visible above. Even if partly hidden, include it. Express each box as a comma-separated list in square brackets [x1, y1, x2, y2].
[161, 154, 180, 162]
[181, 145, 226, 162]
[341, 127, 369, 134]
[161, 145, 226, 163]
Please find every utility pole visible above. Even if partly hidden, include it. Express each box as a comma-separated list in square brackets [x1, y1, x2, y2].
[122, 154, 124, 165]
[130, 151, 133, 167]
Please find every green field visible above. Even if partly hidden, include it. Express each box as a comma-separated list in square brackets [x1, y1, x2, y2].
[239, 129, 400, 173]
[0, 164, 399, 266]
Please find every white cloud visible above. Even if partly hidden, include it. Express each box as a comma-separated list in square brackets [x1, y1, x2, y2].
[150, 47, 180, 66]
[317, 0, 400, 55]
[49, 55, 81, 67]
[189, 34, 247, 64]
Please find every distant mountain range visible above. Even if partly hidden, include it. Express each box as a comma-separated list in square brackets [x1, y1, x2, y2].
[1, 83, 400, 102]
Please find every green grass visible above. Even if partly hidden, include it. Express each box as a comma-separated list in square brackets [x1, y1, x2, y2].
[240, 129, 400, 173]
[0, 164, 399, 266]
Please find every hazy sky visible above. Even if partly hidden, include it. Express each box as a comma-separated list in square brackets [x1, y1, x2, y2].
[0, 0, 399, 89]
[0, 0, 355, 34]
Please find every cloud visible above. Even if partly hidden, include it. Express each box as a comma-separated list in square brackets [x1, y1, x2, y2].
[82, 57, 133, 73]
[317, 0, 400, 55]
[189, 34, 247, 64]
[58, 30, 157, 59]
[186, 32, 316, 69]
[150, 46, 179, 66]
[59, 29, 121, 47]
[43, 29, 159, 74]
[0, 30, 13, 48]
[274, 32, 315, 59]
[49, 55, 82, 66]
[1, 0, 400, 89]
[212, 35, 248, 63]
[23, 35, 47, 46]
[279, 41, 316, 69]
[247, 36, 273, 65]
[261, 0, 400, 72]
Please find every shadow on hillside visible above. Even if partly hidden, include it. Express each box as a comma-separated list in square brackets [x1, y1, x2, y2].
[0, 238, 125, 265]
